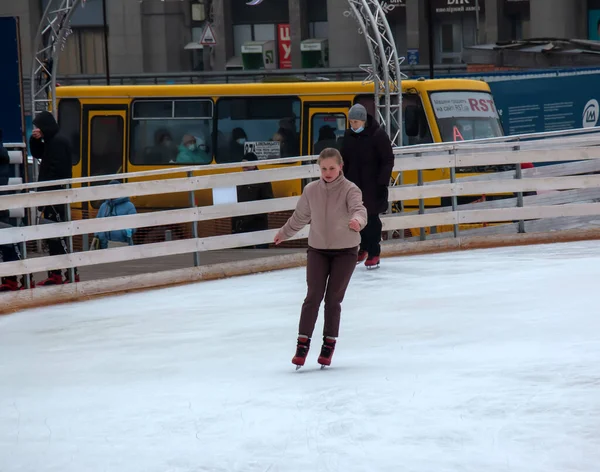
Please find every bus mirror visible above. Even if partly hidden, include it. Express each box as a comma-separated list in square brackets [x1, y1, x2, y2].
[404, 105, 420, 137]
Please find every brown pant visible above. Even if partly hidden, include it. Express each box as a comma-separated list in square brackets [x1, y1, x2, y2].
[298, 246, 359, 338]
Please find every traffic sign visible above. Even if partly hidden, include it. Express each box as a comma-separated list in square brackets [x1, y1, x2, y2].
[200, 23, 217, 46]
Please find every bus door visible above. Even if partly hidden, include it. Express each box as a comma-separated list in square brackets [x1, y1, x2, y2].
[305, 105, 349, 156]
[82, 107, 127, 212]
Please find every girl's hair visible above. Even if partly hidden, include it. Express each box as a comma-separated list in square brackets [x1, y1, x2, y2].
[317, 147, 344, 165]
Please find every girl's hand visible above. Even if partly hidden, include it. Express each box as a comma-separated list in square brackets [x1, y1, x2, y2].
[274, 232, 284, 245]
[349, 219, 361, 232]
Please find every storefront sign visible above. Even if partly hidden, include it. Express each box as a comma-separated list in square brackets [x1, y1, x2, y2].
[379, 0, 405, 13]
[432, 0, 484, 16]
[277, 24, 291, 69]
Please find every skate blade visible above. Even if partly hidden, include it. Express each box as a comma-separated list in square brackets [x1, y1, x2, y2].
[295, 364, 303, 371]
[366, 264, 380, 270]
[320, 365, 327, 370]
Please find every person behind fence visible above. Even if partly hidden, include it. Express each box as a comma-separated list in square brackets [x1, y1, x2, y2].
[231, 152, 274, 249]
[91, 180, 137, 250]
[29, 111, 79, 285]
[0, 129, 23, 291]
[340, 103, 395, 270]
[274, 147, 367, 369]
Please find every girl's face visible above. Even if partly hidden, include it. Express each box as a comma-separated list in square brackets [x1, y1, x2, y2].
[320, 157, 342, 183]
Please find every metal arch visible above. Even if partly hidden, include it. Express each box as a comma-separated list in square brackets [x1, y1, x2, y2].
[344, 0, 406, 147]
[31, 0, 82, 118]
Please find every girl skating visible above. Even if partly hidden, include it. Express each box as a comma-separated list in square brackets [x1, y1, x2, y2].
[274, 148, 367, 369]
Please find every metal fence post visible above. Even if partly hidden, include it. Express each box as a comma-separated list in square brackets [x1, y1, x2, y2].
[65, 183, 76, 283]
[417, 155, 426, 241]
[450, 150, 459, 239]
[514, 144, 525, 234]
[188, 171, 200, 267]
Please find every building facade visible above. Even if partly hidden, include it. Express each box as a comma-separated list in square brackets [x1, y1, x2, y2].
[0, 0, 593, 76]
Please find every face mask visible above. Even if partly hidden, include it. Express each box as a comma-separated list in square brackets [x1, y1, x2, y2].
[236, 138, 246, 145]
[186, 143, 197, 151]
[352, 126, 364, 134]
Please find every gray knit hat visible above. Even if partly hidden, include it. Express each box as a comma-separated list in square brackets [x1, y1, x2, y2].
[348, 104, 367, 121]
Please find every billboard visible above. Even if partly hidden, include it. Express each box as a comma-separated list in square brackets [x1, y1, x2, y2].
[278, 24, 291, 69]
[488, 73, 600, 135]
[0, 16, 25, 144]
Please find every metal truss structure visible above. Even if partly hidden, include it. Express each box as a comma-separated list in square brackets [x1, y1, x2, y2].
[344, 0, 406, 147]
[31, 0, 83, 116]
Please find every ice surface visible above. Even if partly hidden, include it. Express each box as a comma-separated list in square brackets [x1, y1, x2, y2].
[1, 241, 600, 472]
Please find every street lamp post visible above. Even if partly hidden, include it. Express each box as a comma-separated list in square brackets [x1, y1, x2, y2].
[102, 0, 110, 84]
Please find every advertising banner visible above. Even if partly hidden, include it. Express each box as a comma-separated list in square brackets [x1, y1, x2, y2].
[278, 24, 291, 69]
[0, 16, 25, 144]
[488, 73, 600, 135]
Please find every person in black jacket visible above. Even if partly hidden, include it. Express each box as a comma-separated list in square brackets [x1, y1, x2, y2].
[231, 152, 274, 249]
[340, 104, 395, 269]
[29, 111, 78, 285]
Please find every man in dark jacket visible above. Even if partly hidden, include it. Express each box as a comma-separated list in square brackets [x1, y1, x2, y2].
[231, 152, 274, 249]
[341, 103, 395, 269]
[29, 111, 77, 285]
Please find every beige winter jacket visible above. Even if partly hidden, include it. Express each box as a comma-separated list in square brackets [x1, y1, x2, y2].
[278, 173, 368, 250]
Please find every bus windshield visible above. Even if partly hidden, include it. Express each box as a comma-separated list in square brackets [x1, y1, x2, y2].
[429, 91, 504, 142]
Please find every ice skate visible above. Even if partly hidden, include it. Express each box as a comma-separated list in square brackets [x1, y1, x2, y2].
[37, 271, 65, 286]
[356, 250, 368, 264]
[365, 255, 380, 270]
[317, 336, 337, 367]
[292, 335, 310, 370]
[0, 277, 20, 292]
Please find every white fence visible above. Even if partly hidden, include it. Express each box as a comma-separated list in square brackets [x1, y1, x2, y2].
[2, 129, 600, 288]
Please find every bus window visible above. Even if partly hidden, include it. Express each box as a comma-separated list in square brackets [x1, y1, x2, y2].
[353, 94, 428, 146]
[403, 94, 433, 145]
[311, 113, 346, 154]
[90, 115, 124, 178]
[57, 98, 81, 165]
[130, 99, 214, 166]
[215, 97, 300, 163]
[429, 91, 503, 142]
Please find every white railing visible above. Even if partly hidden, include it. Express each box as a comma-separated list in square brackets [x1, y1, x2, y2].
[2, 130, 600, 282]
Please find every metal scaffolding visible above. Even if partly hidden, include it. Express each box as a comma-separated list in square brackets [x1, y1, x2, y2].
[31, 0, 83, 117]
[344, 0, 406, 147]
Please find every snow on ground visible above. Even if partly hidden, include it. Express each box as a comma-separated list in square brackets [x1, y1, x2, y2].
[1, 241, 599, 472]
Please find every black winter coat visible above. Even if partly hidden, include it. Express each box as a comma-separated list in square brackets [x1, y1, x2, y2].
[232, 181, 274, 234]
[340, 115, 395, 215]
[0, 142, 10, 181]
[29, 111, 72, 185]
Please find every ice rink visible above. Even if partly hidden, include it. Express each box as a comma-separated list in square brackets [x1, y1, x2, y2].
[1, 241, 599, 472]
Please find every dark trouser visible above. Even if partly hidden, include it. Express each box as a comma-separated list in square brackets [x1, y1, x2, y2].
[41, 205, 78, 278]
[0, 220, 22, 282]
[298, 246, 358, 338]
[42, 205, 68, 260]
[360, 214, 383, 257]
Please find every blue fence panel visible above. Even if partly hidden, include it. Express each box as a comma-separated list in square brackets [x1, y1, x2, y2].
[0, 16, 25, 145]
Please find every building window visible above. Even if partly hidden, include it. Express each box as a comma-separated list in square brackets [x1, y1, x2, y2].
[58, 27, 106, 75]
[57, 99, 81, 165]
[233, 24, 276, 55]
[130, 99, 214, 166]
[215, 97, 300, 163]
[309, 21, 328, 39]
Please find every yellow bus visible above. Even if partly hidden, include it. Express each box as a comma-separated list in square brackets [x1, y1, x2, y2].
[54, 78, 505, 234]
